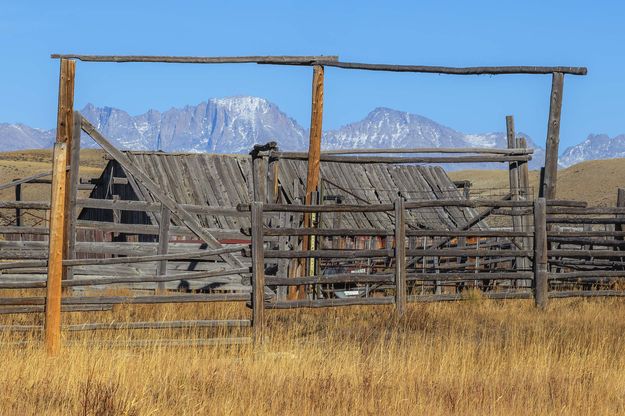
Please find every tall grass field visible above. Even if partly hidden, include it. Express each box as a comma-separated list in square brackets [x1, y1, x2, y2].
[2, 295, 625, 415]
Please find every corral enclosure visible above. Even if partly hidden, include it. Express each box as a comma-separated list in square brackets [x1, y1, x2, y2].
[6, 54, 625, 353]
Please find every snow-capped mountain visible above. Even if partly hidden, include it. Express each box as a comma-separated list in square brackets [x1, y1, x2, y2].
[0, 96, 545, 169]
[0, 123, 54, 151]
[560, 134, 625, 168]
[323, 107, 545, 170]
[79, 97, 307, 152]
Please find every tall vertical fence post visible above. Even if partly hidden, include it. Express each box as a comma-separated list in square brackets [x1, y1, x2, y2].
[533, 197, 548, 309]
[394, 197, 406, 317]
[251, 201, 265, 342]
[540, 72, 564, 199]
[45, 143, 68, 355]
[45, 57, 75, 355]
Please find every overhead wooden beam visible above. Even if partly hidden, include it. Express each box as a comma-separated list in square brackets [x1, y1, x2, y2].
[45, 143, 68, 355]
[321, 62, 587, 75]
[51, 54, 339, 64]
[79, 115, 245, 269]
[49, 54, 586, 75]
[540, 72, 565, 199]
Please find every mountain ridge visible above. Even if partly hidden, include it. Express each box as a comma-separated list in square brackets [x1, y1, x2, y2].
[0, 96, 548, 169]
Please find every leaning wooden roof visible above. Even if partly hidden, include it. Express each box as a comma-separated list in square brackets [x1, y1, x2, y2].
[90, 151, 484, 231]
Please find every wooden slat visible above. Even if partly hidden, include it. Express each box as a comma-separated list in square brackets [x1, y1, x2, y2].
[79, 115, 245, 269]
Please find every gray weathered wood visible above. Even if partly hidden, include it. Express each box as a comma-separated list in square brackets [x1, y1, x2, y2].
[79, 115, 244, 269]
[250, 202, 265, 341]
[51, 54, 339, 64]
[272, 152, 531, 164]
[534, 198, 548, 309]
[156, 204, 171, 291]
[540, 72, 564, 199]
[394, 198, 406, 317]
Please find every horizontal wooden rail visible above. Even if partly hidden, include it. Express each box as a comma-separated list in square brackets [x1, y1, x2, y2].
[0, 319, 252, 332]
[69, 338, 253, 348]
[265, 273, 394, 286]
[265, 297, 395, 309]
[407, 291, 533, 302]
[50, 55, 586, 75]
[0, 226, 49, 235]
[75, 220, 248, 239]
[0, 305, 113, 315]
[0, 200, 50, 209]
[262, 227, 532, 238]
[261, 248, 393, 259]
[406, 249, 532, 257]
[238, 199, 585, 212]
[548, 271, 625, 279]
[548, 230, 625, 237]
[0, 267, 250, 289]
[406, 272, 534, 281]
[0, 293, 250, 306]
[304, 147, 534, 155]
[51, 54, 339, 64]
[319, 61, 587, 75]
[63, 267, 250, 287]
[64, 319, 252, 331]
[548, 290, 625, 299]
[547, 207, 625, 215]
[62, 245, 246, 267]
[549, 249, 625, 258]
[271, 151, 531, 164]
[258, 248, 530, 259]
[76, 198, 244, 216]
[547, 237, 625, 247]
[547, 217, 625, 224]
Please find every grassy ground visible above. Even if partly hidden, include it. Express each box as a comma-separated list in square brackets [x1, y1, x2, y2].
[2, 296, 625, 415]
[3, 152, 625, 414]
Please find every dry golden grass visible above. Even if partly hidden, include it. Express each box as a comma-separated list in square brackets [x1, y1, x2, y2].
[3, 152, 625, 414]
[2, 297, 625, 415]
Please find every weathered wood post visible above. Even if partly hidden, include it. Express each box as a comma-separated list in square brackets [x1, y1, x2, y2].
[64, 112, 82, 282]
[506, 116, 523, 277]
[45, 58, 75, 355]
[156, 203, 171, 292]
[540, 72, 564, 199]
[394, 197, 406, 317]
[517, 137, 532, 287]
[295, 64, 325, 300]
[615, 188, 625, 239]
[533, 197, 548, 309]
[14, 181, 21, 227]
[45, 142, 68, 355]
[251, 201, 265, 342]
[251, 143, 271, 203]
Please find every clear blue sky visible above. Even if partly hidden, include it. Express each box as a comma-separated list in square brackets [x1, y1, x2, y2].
[1, 0, 623, 150]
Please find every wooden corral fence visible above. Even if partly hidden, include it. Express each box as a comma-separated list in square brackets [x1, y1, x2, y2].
[0, 54, 597, 353]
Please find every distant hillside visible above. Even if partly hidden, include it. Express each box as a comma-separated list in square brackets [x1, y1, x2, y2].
[449, 158, 625, 207]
